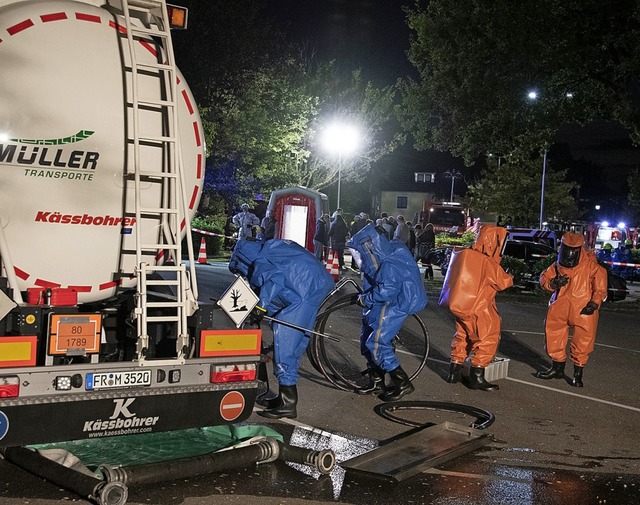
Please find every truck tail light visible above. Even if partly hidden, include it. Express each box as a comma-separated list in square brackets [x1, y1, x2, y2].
[0, 376, 20, 398]
[210, 364, 256, 383]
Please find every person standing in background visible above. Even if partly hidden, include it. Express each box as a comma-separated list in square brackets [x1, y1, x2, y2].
[313, 213, 329, 262]
[328, 213, 350, 270]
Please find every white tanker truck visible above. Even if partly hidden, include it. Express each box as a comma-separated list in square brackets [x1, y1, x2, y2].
[0, 0, 261, 447]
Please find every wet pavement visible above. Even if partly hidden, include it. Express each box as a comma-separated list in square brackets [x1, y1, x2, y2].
[1, 262, 639, 504]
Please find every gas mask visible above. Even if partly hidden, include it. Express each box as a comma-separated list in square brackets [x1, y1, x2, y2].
[558, 244, 581, 268]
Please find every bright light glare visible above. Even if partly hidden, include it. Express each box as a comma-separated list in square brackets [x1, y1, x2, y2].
[321, 123, 360, 156]
[0, 133, 9, 142]
[527, 91, 538, 100]
[618, 222, 626, 229]
[602, 221, 609, 227]
[594, 205, 601, 210]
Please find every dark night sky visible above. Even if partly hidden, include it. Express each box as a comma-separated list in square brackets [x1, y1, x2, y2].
[264, 1, 640, 219]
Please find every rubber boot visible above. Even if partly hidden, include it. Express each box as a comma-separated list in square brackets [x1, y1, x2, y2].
[535, 360, 565, 380]
[446, 363, 462, 383]
[380, 366, 414, 402]
[354, 366, 385, 395]
[468, 366, 499, 391]
[257, 385, 298, 419]
[570, 365, 584, 387]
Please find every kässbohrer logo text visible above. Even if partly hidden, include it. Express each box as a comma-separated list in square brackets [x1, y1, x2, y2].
[35, 211, 136, 227]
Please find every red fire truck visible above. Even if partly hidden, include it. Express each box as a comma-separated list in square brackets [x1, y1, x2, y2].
[421, 202, 471, 235]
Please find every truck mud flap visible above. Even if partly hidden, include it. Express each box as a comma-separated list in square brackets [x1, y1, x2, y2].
[0, 386, 258, 447]
[341, 421, 491, 482]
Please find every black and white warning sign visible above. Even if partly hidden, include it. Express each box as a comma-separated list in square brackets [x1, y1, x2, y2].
[217, 275, 260, 328]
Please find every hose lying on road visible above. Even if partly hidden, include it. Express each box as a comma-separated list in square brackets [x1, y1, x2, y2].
[375, 401, 495, 431]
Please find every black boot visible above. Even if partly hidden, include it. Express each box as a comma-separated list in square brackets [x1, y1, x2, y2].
[446, 363, 462, 383]
[257, 385, 298, 419]
[468, 366, 499, 391]
[535, 360, 565, 380]
[354, 366, 386, 395]
[570, 365, 584, 387]
[380, 367, 414, 401]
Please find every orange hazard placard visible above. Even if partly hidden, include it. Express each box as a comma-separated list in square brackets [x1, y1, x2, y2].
[48, 313, 101, 356]
[220, 391, 245, 421]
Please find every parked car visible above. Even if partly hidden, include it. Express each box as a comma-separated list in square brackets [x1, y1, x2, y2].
[440, 240, 554, 276]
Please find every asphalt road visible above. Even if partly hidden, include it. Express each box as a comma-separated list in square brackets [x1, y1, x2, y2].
[1, 262, 639, 505]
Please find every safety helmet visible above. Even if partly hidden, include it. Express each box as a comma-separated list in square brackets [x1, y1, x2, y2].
[558, 232, 584, 268]
[603, 243, 613, 251]
[240, 203, 249, 211]
[228, 238, 263, 278]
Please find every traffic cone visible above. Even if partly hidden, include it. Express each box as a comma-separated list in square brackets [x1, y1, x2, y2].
[197, 237, 208, 264]
[329, 250, 340, 281]
[325, 250, 334, 269]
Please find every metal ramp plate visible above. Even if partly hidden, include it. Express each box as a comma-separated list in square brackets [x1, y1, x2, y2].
[341, 421, 491, 482]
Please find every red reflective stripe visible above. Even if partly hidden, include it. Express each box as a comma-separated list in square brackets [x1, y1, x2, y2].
[8, 19, 34, 35]
[108, 20, 127, 33]
[182, 89, 194, 115]
[34, 279, 61, 288]
[196, 153, 203, 179]
[67, 285, 92, 292]
[193, 122, 201, 146]
[41, 12, 68, 23]
[75, 12, 101, 23]
[189, 186, 199, 209]
[14, 267, 29, 280]
[140, 39, 158, 57]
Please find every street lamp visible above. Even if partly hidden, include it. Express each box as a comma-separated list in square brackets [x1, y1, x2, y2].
[444, 170, 463, 202]
[321, 122, 360, 210]
[526, 90, 549, 229]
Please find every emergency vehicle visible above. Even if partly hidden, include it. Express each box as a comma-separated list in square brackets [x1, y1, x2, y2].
[506, 227, 559, 249]
[421, 201, 470, 235]
[0, 0, 261, 448]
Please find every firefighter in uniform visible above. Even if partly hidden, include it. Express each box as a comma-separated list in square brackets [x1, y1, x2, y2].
[229, 238, 335, 418]
[537, 232, 608, 387]
[439, 225, 513, 391]
[347, 224, 427, 401]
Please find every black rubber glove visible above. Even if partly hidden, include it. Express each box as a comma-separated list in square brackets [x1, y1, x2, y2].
[248, 305, 267, 325]
[580, 301, 599, 315]
[549, 274, 569, 290]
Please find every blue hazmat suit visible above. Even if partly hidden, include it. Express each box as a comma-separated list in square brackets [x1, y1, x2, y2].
[347, 224, 427, 372]
[229, 239, 335, 386]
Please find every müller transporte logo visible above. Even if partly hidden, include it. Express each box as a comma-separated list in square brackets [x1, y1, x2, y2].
[0, 130, 99, 181]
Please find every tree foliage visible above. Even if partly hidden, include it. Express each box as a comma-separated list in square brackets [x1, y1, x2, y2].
[466, 156, 579, 227]
[400, 0, 640, 163]
[173, 1, 402, 208]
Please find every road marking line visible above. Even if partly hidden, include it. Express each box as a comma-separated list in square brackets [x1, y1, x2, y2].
[504, 329, 640, 354]
[506, 377, 640, 412]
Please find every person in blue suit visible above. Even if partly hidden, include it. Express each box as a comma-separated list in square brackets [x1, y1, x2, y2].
[229, 238, 335, 419]
[347, 224, 428, 401]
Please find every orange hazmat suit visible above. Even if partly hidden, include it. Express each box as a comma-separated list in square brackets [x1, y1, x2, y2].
[439, 225, 513, 368]
[539, 233, 607, 366]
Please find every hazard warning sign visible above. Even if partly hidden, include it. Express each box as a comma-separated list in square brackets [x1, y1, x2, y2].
[220, 391, 245, 421]
[217, 275, 259, 328]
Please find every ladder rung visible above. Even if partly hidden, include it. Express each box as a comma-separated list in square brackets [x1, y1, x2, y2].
[140, 243, 179, 250]
[147, 301, 184, 308]
[136, 98, 175, 108]
[140, 207, 178, 214]
[147, 316, 180, 323]
[130, 26, 169, 38]
[136, 134, 177, 144]
[146, 279, 179, 286]
[144, 265, 185, 272]
[127, 0, 164, 10]
[135, 61, 173, 72]
[134, 171, 178, 179]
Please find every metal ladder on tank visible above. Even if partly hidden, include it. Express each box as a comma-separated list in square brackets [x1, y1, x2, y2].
[120, 0, 198, 364]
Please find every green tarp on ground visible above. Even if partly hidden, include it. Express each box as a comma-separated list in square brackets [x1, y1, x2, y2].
[30, 424, 284, 470]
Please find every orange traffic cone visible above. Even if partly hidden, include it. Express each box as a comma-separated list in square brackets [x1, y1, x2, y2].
[329, 250, 340, 281]
[197, 237, 208, 264]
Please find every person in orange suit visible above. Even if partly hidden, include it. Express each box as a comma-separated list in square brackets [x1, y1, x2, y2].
[537, 232, 608, 387]
[439, 225, 513, 391]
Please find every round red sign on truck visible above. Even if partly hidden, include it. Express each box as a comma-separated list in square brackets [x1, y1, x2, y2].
[220, 391, 245, 421]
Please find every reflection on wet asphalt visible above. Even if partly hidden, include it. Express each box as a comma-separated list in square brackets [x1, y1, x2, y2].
[122, 422, 640, 505]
